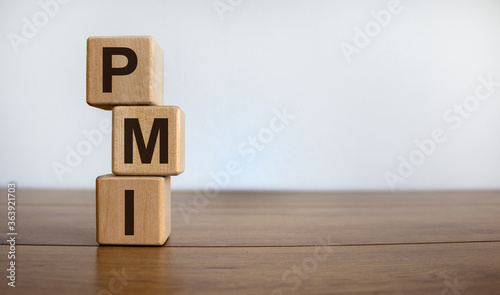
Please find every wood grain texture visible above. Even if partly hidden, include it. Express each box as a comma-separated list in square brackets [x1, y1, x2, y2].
[112, 106, 185, 176]
[1, 190, 499, 246]
[86, 36, 164, 110]
[5, 189, 500, 206]
[96, 175, 171, 245]
[0, 190, 499, 294]
[1, 242, 499, 294]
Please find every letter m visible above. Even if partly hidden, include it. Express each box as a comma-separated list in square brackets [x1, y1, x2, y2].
[124, 118, 168, 164]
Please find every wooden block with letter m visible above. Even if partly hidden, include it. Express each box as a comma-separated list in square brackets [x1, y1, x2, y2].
[96, 174, 171, 246]
[112, 106, 185, 176]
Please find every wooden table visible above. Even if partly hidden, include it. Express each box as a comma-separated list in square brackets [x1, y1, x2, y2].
[1, 189, 499, 294]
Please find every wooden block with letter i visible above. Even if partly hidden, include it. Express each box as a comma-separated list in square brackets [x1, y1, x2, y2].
[87, 36, 164, 110]
[96, 174, 171, 246]
[112, 106, 185, 176]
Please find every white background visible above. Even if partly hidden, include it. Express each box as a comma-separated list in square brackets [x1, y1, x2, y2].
[1, 0, 500, 191]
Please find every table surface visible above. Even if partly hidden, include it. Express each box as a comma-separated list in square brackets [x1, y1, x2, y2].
[1, 189, 499, 294]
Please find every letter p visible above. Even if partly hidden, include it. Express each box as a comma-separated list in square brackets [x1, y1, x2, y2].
[102, 47, 138, 93]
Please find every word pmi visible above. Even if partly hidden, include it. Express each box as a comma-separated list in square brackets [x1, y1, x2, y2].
[384, 75, 499, 190]
[340, 0, 403, 63]
[8, 0, 71, 54]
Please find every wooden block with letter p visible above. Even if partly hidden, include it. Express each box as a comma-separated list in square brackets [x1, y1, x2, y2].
[96, 174, 171, 246]
[112, 106, 185, 176]
[87, 36, 164, 110]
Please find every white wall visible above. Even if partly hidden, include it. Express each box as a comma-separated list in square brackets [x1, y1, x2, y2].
[1, 0, 500, 191]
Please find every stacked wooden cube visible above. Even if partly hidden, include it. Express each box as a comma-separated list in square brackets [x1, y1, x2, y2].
[86, 36, 185, 246]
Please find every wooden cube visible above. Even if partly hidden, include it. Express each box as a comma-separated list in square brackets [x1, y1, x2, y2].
[96, 174, 171, 246]
[87, 36, 164, 110]
[112, 106, 185, 176]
